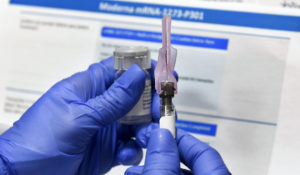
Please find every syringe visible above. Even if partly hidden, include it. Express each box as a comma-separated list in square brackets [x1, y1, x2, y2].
[154, 15, 177, 138]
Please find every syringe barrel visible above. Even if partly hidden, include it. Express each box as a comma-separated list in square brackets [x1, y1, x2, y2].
[160, 108, 176, 139]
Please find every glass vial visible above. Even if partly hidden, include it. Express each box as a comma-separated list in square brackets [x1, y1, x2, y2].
[114, 47, 152, 125]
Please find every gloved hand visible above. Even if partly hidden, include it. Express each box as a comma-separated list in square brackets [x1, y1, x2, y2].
[126, 129, 231, 175]
[0, 57, 158, 175]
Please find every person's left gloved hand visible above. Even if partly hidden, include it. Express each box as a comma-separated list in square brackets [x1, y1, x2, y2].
[0, 57, 158, 175]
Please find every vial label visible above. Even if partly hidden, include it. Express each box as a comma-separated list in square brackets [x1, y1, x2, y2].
[126, 79, 151, 116]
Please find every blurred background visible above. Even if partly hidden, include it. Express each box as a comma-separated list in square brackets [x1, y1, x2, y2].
[1, 0, 300, 174]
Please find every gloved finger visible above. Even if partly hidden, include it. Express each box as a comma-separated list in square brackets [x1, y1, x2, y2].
[126, 166, 192, 175]
[117, 139, 143, 165]
[173, 70, 179, 82]
[84, 64, 146, 126]
[143, 129, 180, 175]
[133, 122, 159, 148]
[150, 60, 157, 89]
[176, 129, 231, 175]
[125, 165, 143, 175]
[151, 93, 160, 122]
[61, 57, 116, 101]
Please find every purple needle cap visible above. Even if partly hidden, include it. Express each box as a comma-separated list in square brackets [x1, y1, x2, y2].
[154, 15, 178, 94]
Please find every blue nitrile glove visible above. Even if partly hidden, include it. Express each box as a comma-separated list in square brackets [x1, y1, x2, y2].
[0, 57, 158, 175]
[126, 129, 231, 175]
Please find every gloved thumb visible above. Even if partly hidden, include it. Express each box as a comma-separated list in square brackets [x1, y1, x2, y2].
[84, 64, 146, 126]
[138, 129, 180, 175]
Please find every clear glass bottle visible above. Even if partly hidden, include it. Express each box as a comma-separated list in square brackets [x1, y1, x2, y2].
[114, 47, 152, 124]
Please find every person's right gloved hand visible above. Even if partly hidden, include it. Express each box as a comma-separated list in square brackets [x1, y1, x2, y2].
[126, 128, 231, 175]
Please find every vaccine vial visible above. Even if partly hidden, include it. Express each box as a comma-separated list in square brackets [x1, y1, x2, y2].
[114, 47, 152, 125]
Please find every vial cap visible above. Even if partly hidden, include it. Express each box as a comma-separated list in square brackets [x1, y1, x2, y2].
[114, 47, 151, 70]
